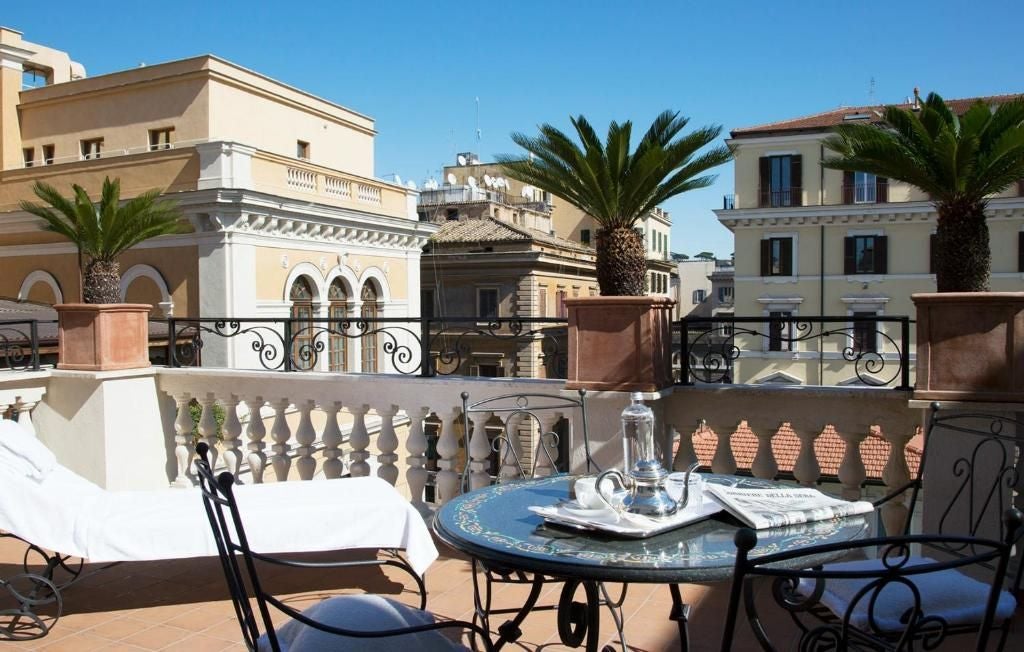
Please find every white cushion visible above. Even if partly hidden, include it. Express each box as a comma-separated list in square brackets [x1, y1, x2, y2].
[798, 556, 1017, 632]
[257, 594, 465, 651]
[0, 420, 56, 480]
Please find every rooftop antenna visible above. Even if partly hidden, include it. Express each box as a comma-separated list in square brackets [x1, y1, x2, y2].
[475, 96, 482, 144]
[868, 76, 876, 103]
[446, 173, 457, 186]
[457, 154, 467, 166]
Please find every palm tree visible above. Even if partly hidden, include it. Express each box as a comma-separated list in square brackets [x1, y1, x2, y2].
[20, 177, 184, 303]
[497, 111, 732, 295]
[823, 93, 1024, 292]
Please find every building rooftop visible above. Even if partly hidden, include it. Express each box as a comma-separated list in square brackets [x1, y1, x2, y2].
[731, 92, 1024, 138]
[428, 216, 593, 254]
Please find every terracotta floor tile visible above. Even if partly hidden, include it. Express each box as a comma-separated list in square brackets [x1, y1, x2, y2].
[38, 631, 118, 651]
[88, 616, 153, 641]
[160, 633, 240, 652]
[121, 623, 193, 650]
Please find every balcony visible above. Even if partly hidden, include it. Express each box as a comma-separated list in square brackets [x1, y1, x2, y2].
[757, 186, 802, 208]
[0, 313, 1019, 649]
[842, 180, 889, 204]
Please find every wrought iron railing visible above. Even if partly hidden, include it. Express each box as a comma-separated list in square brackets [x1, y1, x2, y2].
[757, 186, 803, 208]
[677, 315, 912, 389]
[161, 316, 568, 377]
[722, 194, 735, 210]
[0, 320, 43, 371]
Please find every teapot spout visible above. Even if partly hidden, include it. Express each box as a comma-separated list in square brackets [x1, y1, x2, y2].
[675, 462, 701, 510]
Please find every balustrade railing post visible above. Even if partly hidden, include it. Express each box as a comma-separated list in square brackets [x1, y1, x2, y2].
[171, 394, 193, 488]
[899, 317, 911, 390]
[375, 404, 400, 486]
[680, 319, 693, 385]
[198, 393, 220, 471]
[29, 320, 39, 371]
[270, 399, 292, 480]
[166, 317, 176, 367]
[221, 395, 243, 477]
[837, 428, 869, 500]
[283, 319, 294, 372]
[322, 401, 345, 479]
[420, 318, 432, 377]
[294, 400, 317, 480]
[405, 406, 431, 512]
[348, 404, 371, 477]
[244, 396, 267, 483]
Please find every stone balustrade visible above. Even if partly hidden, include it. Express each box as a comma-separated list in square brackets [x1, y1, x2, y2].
[0, 368, 924, 536]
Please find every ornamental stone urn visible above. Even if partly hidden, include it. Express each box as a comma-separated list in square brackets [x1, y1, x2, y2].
[55, 303, 152, 371]
[912, 292, 1024, 402]
[565, 296, 675, 392]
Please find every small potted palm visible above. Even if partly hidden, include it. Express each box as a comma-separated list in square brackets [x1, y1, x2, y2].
[20, 177, 183, 371]
[824, 92, 1024, 401]
[498, 111, 731, 391]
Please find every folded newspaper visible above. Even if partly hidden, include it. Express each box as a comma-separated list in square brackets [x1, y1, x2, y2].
[704, 484, 874, 529]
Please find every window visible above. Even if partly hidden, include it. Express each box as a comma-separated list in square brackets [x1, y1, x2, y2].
[580, 229, 591, 246]
[473, 363, 503, 378]
[289, 276, 316, 371]
[760, 237, 793, 276]
[360, 283, 379, 373]
[572, 286, 580, 298]
[692, 289, 706, 304]
[80, 138, 103, 160]
[1019, 232, 1024, 274]
[758, 155, 802, 207]
[768, 311, 793, 352]
[296, 140, 310, 160]
[446, 209, 459, 221]
[844, 235, 888, 274]
[477, 288, 499, 319]
[22, 147, 34, 168]
[538, 286, 548, 317]
[931, 233, 939, 275]
[328, 279, 348, 372]
[718, 286, 733, 302]
[852, 311, 878, 354]
[843, 171, 888, 204]
[555, 288, 567, 318]
[588, 287, 597, 296]
[149, 128, 173, 151]
[42, 144, 55, 165]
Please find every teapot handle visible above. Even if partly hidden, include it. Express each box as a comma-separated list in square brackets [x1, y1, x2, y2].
[595, 469, 628, 506]
[674, 462, 701, 510]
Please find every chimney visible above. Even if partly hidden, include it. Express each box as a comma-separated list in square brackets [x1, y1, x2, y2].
[912, 87, 921, 110]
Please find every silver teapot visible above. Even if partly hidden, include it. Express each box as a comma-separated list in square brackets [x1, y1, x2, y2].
[597, 461, 700, 518]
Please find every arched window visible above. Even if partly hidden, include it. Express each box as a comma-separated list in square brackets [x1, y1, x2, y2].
[360, 282, 379, 373]
[289, 276, 316, 370]
[328, 279, 348, 372]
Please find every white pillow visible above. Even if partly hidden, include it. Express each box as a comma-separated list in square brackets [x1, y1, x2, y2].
[0, 420, 56, 480]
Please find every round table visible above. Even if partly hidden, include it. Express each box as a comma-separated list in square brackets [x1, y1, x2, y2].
[433, 474, 870, 651]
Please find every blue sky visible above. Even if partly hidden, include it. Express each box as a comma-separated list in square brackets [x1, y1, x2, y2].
[4, 0, 1020, 257]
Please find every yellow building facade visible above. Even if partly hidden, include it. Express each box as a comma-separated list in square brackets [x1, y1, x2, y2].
[715, 93, 1024, 385]
[0, 27, 432, 370]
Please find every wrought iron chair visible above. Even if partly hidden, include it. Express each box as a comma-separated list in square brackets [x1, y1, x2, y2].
[194, 443, 492, 651]
[458, 390, 627, 649]
[721, 509, 1024, 651]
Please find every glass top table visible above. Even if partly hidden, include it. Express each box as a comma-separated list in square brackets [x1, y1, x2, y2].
[433, 474, 871, 651]
[434, 474, 870, 584]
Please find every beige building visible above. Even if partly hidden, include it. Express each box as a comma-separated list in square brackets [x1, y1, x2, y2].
[439, 156, 674, 297]
[714, 92, 1024, 386]
[419, 184, 597, 378]
[0, 28, 432, 371]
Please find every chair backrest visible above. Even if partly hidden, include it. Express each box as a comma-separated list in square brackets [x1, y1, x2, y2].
[721, 508, 1024, 652]
[906, 404, 1024, 589]
[460, 389, 598, 489]
[194, 442, 280, 651]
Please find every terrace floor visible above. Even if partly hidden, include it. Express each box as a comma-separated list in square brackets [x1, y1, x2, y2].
[2, 535, 1021, 651]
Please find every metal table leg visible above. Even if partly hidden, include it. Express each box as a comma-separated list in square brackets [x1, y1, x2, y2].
[669, 583, 691, 652]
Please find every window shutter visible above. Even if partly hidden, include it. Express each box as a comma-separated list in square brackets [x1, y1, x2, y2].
[780, 238, 793, 276]
[790, 155, 802, 205]
[758, 157, 770, 206]
[842, 171, 854, 204]
[844, 237, 855, 274]
[876, 176, 888, 203]
[1019, 232, 1024, 273]
[1018, 179, 1024, 197]
[760, 239, 771, 276]
[875, 236, 888, 274]
[930, 234, 938, 274]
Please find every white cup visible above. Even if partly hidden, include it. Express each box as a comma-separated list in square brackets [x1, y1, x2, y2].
[574, 476, 616, 510]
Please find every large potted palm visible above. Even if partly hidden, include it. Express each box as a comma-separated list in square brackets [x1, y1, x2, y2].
[498, 111, 731, 391]
[824, 92, 1024, 401]
[20, 177, 183, 371]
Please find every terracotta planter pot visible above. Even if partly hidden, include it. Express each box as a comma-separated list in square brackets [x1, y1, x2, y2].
[912, 292, 1024, 402]
[565, 296, 675, 392]
[56, 304, 152, 371]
